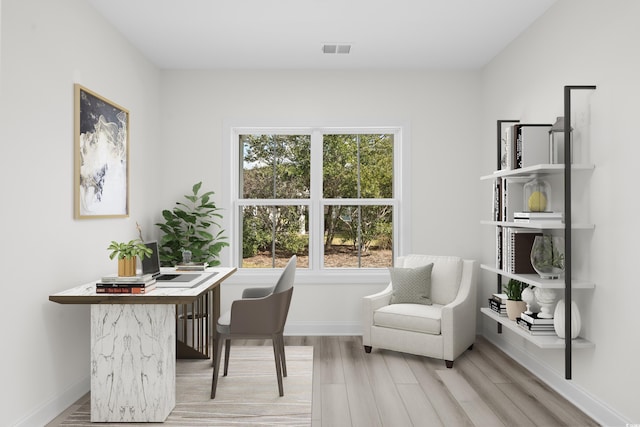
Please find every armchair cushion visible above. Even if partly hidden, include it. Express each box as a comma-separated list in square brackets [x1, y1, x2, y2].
[388, 263, 433, 305]
[400, 255, 463, 305]
[374, 303, 442, 335]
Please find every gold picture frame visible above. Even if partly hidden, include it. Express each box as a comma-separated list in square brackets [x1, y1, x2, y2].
[74, 84, 129, 219]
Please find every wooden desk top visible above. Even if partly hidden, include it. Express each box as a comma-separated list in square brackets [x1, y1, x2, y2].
[49, 267, 236, 305]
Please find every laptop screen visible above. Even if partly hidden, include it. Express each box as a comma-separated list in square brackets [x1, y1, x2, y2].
[141, 241, 162, 276]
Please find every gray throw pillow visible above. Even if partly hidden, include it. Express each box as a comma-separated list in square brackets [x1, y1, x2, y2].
[389, 263, 433, 305]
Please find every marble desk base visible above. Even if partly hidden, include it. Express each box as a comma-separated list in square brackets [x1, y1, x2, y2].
[90, 304, 176, 422]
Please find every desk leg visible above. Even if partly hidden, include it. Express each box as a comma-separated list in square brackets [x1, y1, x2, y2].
[90, 304, 175, 422]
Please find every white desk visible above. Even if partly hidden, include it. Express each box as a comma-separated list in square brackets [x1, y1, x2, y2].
[49, 267, 236, 423]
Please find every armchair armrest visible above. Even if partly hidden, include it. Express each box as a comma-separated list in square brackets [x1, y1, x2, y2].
[362, 283, 392, 345]
[441, 260, 478, 360]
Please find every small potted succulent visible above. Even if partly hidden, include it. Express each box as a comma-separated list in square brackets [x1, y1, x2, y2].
[107, 239, 153, 277]
[503, 278, 527, 321]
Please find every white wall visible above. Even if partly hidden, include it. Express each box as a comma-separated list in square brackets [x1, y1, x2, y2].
[0, 1, 161, 425]
[479, 0, 640, 424]
[158, 69, 483, 334]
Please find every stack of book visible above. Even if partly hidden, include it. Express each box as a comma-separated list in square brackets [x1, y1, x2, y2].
[175, 262, 208, 272]
[96, 274, 157, 294]
[514, 211, 563, 225]
[488, 293, 508, 316]
[502, 228, 542, 274]
[516, 312, 557, 335]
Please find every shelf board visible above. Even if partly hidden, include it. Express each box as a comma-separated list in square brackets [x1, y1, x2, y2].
[480, 164, 595, 181]
[480, 264, 595, 289]
[480, 220, 595, 230]
[480, 308, 594, 349]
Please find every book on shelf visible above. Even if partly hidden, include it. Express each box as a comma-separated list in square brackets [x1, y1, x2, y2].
[175, 263, 208, 271]
[520, 312, 554, 325]
[514, 211, 563, 219]
[491, 293, 509, 304]
[100, 273, 154, 283]
[493, 178, 502, 221]
[502, 228, 542, 274]
[496, 226, 503, 270]
[501, 178, 525, 222]
[516, 318, 557, 335]
[511, 124, 552, 169]
[488, 300, 507, 316]
[96, 283, 157, 294]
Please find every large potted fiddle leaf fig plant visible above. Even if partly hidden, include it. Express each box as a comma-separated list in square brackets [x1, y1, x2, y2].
[156, 182, 228, 267]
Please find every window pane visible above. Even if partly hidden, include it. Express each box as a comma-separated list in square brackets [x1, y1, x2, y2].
[323, 204, 393, 268]
[241, 205, 309, 268]
[241, 134, 311, 199]
[323, 134, 393, 199]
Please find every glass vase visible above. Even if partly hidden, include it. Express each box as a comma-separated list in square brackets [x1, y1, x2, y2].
[523, 178, 551, 212]
[530, 235, 565, 279]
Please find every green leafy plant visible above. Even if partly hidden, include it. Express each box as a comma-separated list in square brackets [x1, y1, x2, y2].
[503, 278, 526, 301]
[156, 182, 228, 267]
[107, 239, 153, 260]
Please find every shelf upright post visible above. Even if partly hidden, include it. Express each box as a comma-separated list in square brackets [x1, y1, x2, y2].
[563, 85, 596, 380]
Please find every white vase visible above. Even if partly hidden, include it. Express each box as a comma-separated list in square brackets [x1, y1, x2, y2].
[553, 299, 581, 339]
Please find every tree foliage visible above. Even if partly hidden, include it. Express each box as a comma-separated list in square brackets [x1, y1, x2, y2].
[241, 133, 393, 262]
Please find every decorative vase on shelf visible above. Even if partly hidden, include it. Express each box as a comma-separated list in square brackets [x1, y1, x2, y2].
[506, 300, 527, 321]
[530, 235, 565, 279]
[523, 179, 551, 212]
[553, 299, 581, 339]
[533, 287, 556, 319]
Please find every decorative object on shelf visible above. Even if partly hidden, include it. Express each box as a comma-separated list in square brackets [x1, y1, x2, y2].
[553, 299, 581, 339]
[107, 239, 153, 277]
[533, 287, 557, 319]
[503, 279, 527, 320]
[549, 116, 573, 164]
[530, 235, 565, 279]
[523, 178, 551, 212]
[521, 285, 536, 315]
[156, 182, 229, 267]
[182, 249, 192, 264]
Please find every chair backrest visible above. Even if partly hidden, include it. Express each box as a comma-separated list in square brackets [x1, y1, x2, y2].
[230, 287, 294, 335]
[397, 254, 463, 305]
[272, 255, 297, 294]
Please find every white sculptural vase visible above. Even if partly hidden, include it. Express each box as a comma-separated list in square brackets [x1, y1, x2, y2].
[553, 299, 581, 339]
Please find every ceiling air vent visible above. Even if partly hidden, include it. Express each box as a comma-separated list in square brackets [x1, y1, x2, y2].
[322, 43, 351, 54]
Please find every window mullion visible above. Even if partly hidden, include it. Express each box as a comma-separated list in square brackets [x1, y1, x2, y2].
[310, 130, 323, 271]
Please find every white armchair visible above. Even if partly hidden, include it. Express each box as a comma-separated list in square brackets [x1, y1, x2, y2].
[362, 255, 478, 368]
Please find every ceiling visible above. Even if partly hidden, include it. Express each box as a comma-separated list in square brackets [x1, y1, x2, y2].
[87, 0, 557, 70]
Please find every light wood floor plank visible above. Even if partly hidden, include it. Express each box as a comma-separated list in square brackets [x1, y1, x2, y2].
[404, 353, 475, 427]
[437, 369, 507, 427]
[456, 355, 537, 427]
[381, 349, 419, 384]
[397, 383, 444, 427]
[338, 338, 384, 427]
[321, 383, 352, 427]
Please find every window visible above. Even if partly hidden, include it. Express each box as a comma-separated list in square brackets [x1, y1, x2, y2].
[228, 125, 406, 273]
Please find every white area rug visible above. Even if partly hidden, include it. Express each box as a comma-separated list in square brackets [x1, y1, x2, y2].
[60, 346, 313, 426]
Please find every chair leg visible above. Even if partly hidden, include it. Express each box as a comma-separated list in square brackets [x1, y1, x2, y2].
[272, 335, 284, 396]
[364, 345, 372, 353]
[445, 360, 454, 368]
[223, 339, 231, 376]
[211, 333, 225, 399]
[278, 334, 287, 377]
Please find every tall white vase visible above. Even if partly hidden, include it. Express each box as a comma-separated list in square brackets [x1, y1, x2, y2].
[553, 299, 581, 339]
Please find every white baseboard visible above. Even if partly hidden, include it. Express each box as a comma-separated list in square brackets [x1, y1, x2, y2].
[14, 375, 89, 427]
[481, 324, 629, 427]
[285, 320, 362, 336]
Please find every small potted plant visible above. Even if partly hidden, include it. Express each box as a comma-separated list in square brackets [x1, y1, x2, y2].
[503, 278, 527, 320]
[107, 239, 153, 277]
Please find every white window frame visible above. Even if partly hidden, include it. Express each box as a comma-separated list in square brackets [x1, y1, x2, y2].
[221, 120, 411, 285]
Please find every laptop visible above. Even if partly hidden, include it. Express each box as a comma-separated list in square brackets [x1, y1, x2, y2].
[142, 241, 201, 285]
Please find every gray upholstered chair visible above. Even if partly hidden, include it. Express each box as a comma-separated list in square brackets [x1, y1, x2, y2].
[211, 256, 296, 399]
[362, 254, 478, 368]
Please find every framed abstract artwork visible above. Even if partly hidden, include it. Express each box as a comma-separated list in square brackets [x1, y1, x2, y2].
[74, 84, 129, 219]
